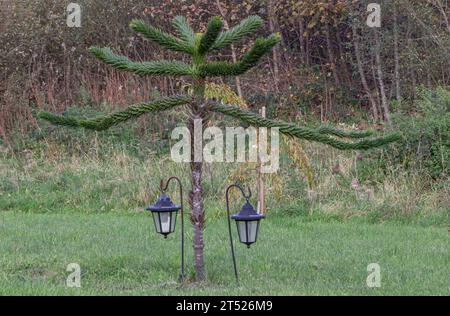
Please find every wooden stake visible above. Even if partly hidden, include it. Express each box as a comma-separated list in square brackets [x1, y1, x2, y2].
[257, 106, 266, 215]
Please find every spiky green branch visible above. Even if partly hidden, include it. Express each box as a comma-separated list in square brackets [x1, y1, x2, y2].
[200, 34, 281, 76]
[199, 17, 223, 54]
[173, 16, 195, 45]
[130, 19, 194, 54]
[209, 102, 400, 150]
[211, 15, 263, 50]
[38, 95, 192, 131]
[90, 47, 194, 77]
[316, 126, 374, 138]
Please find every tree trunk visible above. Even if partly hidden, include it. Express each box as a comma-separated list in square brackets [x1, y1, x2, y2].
[431, 0, 450, 35]
[406, 22, 417, 100]
[267, 0, 280, 91]
[393, 4, 401, 104]
[374, 32, 391, 124]
[298, 18, 306, 65]
[189, 78, 207, 281]
[336, 30, 352, 86]
[352, 24, 379, 122]
[371, 57, 384, 120]
[325, 23, 340, 87]
[189, 158, 205, 281]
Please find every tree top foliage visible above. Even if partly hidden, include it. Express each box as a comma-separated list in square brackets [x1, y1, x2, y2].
[38, 15, 400, 151]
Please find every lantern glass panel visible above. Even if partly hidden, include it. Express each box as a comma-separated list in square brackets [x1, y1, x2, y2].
[152, 212, 161, 233]
[152, 211, 176, 234]
[236, 220, 259, 244]
[159, 212, 171, 233]
[170, 212, 177, 232]
[152, 212, 162, 234]
[164, 212, 171, 233]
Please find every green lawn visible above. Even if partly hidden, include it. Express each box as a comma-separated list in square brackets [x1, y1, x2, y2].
[0, 212, 448, 295]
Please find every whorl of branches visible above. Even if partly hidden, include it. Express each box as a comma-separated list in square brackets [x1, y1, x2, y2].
[39, 15, 399, 153]
[200, 34, 281, 76]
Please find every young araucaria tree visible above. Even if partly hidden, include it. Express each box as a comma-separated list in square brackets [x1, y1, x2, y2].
[38, 16, 400, 281]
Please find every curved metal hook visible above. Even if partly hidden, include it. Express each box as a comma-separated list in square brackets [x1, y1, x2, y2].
[244, 187, 252, 200]
[228, 183, 251, 201]
[160, 176, 181, 193]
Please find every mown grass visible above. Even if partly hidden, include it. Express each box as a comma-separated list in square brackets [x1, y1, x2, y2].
[0, 212, 448, 295]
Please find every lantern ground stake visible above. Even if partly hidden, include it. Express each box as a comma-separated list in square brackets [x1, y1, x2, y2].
[226, 183, 265, 282]
[146, 176, 185, 282]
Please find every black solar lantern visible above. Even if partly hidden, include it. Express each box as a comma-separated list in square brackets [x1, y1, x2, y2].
[231, 200, 265, 248]
[146, 177, 186, 282]
[147, 193, 180, 238]
[225, 183, 266, 281]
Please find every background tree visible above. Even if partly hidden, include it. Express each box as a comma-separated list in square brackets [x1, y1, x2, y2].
[2, 0, 449, 138]
[38, 15, 399, 281]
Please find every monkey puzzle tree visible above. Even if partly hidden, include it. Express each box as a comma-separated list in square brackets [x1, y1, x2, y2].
[38, 15, 400, 281]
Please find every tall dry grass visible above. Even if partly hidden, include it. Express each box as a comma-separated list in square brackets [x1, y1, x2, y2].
[1, 135, 447, 226]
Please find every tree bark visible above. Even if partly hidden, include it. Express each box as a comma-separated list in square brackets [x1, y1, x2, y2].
[393, 4, 401, 104]
[431, 0, 450, 35]
[352, 24, 379, 122]
[374, 32, 391, 124]
[267, 0, 280, 91]
[189, 158, 205, 281]
[298, 18, 306, 65]
[325, 23, 340, 87]
[336, 30, 352, 86]
[189, 78, 207, 281]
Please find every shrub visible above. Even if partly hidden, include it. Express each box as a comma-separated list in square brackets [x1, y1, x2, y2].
[390, 86, 449, 178]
